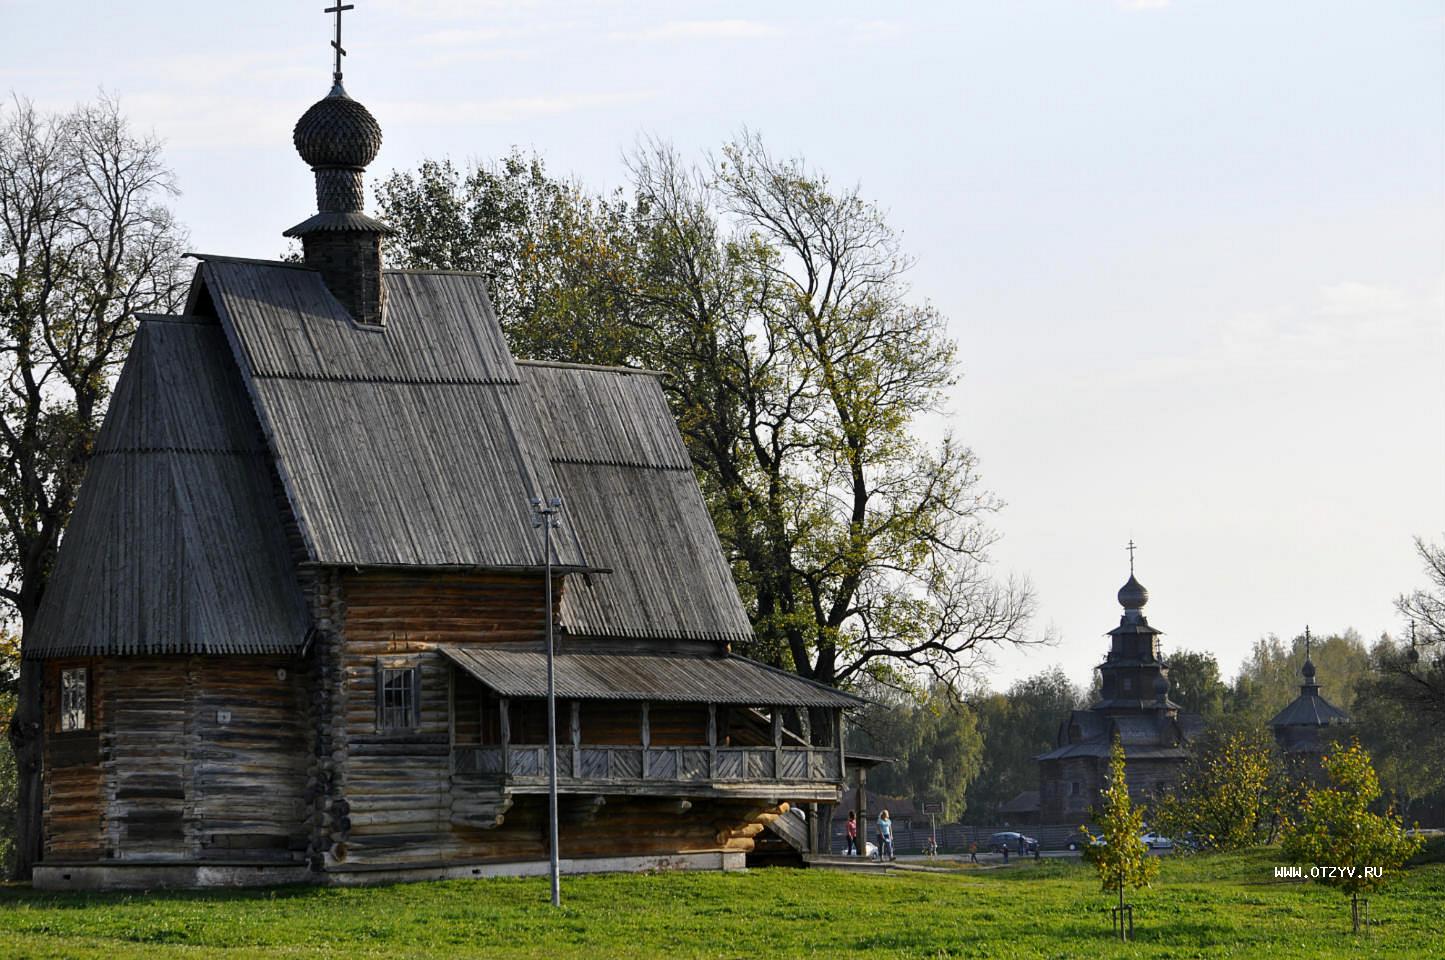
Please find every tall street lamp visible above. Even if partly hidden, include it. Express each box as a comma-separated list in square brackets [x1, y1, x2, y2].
[531, 496, 563, 907]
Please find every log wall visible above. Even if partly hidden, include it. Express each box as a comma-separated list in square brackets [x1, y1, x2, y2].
[327, 569, 783, 869]
[40, 655, 309, 864]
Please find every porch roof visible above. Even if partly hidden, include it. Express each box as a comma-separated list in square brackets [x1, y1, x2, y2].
[440, 647, 864, 709]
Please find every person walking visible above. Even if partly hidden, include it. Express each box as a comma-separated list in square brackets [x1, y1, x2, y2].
[878, 810, 894, 861]
[844, 811, 858, 856]
[968, 840, 978, 864]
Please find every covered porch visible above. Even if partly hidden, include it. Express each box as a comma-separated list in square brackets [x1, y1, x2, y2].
[442, 648, 860, 805]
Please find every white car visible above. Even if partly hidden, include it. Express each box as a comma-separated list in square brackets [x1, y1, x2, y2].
[1140, 831, 1174, 850]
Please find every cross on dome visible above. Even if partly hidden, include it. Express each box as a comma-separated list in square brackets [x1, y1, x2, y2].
[325, 3, 355, 84]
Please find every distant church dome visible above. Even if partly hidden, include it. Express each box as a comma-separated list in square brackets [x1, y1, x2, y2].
[293, 82, 382, 169]
[1118, 574, 1149, 610]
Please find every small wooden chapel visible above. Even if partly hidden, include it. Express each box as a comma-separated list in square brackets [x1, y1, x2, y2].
[23, 25, 860, 890]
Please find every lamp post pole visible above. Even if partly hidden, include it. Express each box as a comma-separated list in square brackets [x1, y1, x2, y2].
[531, 496, 563, 907]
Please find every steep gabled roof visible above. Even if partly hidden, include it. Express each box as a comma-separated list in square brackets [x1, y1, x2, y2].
[33, 255, 755, 656]
[519, 362, 752, 644]
[27, 318, 310, 657]
[194, 258, 587, 570]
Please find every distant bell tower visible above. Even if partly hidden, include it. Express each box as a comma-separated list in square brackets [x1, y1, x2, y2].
[284, 2, 394, 326]
[1095, 550, 1177, 716]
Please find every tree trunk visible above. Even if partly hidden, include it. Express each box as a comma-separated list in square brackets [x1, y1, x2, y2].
[8, 656, 43, 880]
[1118, 879, 1126, 942]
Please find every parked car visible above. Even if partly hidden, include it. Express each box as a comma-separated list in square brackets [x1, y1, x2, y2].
[987, 831, 1037, 854]
[1140, 831, 1174, 850]
[1065, 830, 1102, 851]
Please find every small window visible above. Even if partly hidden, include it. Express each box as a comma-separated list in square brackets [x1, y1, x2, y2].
[60, 668, 88, 732]
[378, 665, 419, 732]
[1121, 677, 1133, 693]
[1070, 781, 1081, 797]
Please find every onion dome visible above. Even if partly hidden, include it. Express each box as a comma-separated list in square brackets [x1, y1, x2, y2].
[293, 82, 382, 170]
[1302, 657, 1316, 680]
[1117, 574, 1149, 610]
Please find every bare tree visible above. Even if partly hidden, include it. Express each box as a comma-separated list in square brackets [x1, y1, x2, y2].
[0, 96, 187, 879]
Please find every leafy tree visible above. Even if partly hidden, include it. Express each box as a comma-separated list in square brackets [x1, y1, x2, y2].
[0, 96, 187, 879]
[1164, 649, 1227, 722]
[384, 139, 1037, 701]
[1224, 630, 1370, 734]
[1351, 633, 1445, 824]
[968, 667, 1084, 818]
[1280, 740, 1423, 933]
[1083, 737, 1159, 941]
[628, 134, 1035, 697]
[374, 151, 639, 363]
[850, 684, 983, 820]
[1152, 729, 1284, 850]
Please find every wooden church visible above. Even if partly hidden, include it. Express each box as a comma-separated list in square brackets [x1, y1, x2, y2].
[1036, 568, 1203, 822]
[24, 60, 859, 890]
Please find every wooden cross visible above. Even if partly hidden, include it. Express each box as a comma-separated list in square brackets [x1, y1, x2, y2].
[1304, 625, 1312, 661]
[1126, 539, 1136, 575]
[325, 3, 355, 83]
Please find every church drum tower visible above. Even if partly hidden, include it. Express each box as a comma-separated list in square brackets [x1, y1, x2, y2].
[1036, 561, 1202, 823]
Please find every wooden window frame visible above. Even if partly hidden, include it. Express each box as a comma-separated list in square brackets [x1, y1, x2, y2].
[376, 658, 421, 733]
[58, 666, 89, 733]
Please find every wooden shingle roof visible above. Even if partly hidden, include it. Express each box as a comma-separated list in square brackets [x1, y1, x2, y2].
[27, 318, 310, 657]
[518, 362, 752, 644]
[33, 256, 755, 655]
[195, 258, 587, 570]
[441, 647, 863, 708]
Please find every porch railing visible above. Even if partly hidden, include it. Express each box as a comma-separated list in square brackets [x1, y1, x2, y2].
[453, 744, 841, 783]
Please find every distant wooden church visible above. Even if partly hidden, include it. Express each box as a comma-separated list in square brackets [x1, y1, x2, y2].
[1269, 630, 1350, 781]
[1036, 570, 1202, 822]
[24, 73, 859, 890]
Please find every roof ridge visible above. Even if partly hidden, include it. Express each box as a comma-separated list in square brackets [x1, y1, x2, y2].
[185, 252, 315, 270]
[136, 313, 214, 325]
[384, 267, 489, 277]
[517, 358, 666, 378]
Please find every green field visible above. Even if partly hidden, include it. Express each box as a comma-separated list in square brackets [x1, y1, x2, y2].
[1, 851, 1441, 959]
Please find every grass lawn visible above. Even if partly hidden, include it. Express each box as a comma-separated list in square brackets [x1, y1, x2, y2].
[0, 850, 1441, 959]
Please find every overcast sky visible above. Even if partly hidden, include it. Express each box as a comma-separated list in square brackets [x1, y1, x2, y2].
[4, 0, 1441, 693]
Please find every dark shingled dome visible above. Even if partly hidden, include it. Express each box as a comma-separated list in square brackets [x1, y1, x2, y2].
[1118, 574, 1149, 610]
[294, 82, 382, 169]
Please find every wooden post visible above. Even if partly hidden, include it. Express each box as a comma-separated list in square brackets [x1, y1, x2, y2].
[499, 697, 511, 775]
[772, 709, 783, 778]
[858, 765, 868, 856]
[570, 701, 581, 779]
[706, 704, 717, 779]
[446, 668, 456, 775]
[835, 709, 846, 782]
[640, 701, 651, 779]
